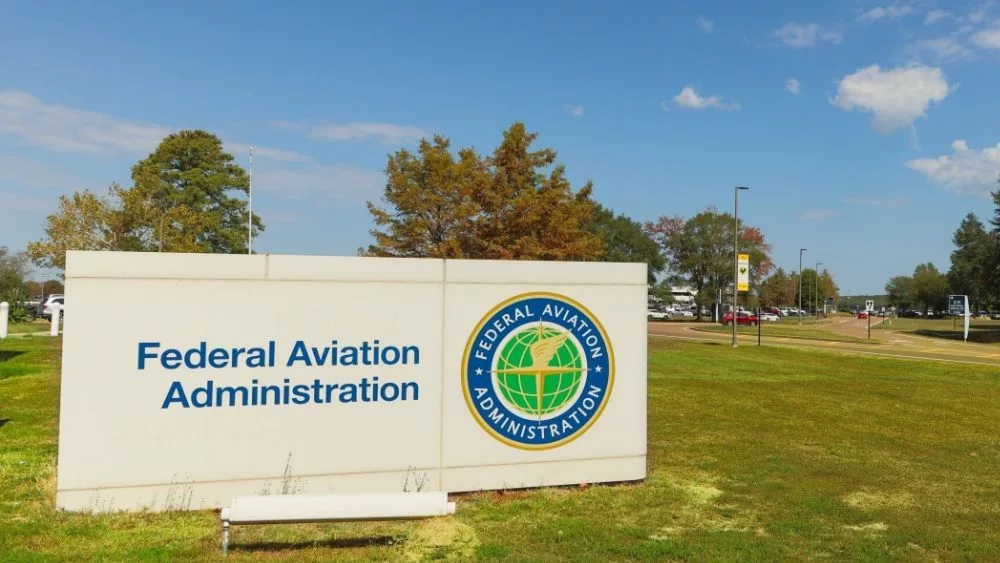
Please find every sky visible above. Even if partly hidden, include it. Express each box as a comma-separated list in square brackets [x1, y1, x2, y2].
[1, 0, 999, 295]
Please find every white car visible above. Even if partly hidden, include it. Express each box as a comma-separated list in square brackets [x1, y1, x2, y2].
[647, 309, 670, 321]
[759, 312, 779, 322]
[674, 309, 694, 318]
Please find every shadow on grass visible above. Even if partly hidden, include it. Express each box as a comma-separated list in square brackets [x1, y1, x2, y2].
[0, 350, 26, 362]
[914, 329, 1000, 344]
[0, 419, 8, 429]
[229, 535, 398, 553]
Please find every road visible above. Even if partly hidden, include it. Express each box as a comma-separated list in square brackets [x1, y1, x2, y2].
[648, 318, 1000, 366]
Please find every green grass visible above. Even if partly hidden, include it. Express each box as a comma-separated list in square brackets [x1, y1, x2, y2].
[876, 317, 1000, 344]
[5, 321, 50, 334]
[1, 337, 998, 560]
[694, 322, 876, 344]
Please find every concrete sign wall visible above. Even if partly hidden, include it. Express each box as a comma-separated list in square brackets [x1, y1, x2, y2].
[56, 251, 647, 512]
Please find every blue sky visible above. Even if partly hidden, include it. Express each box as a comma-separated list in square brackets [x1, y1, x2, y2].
[1, 0, 999, 294]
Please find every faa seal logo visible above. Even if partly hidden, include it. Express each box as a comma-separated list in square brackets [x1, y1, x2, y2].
[462, 292, 614, 450]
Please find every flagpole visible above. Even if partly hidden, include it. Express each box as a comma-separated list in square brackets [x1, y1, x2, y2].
[248, 145, 253, 255]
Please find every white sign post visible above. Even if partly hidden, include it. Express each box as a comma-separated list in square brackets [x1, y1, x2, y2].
[56, 251, 648, 513]
[0, 302, 8, 339]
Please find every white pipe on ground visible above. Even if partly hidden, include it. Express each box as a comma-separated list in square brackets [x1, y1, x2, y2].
[221, 491, 455, 525]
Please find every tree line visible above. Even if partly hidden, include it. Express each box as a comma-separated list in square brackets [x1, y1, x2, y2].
[885, 181, 1000, 313]
[11, 122, 830, 323]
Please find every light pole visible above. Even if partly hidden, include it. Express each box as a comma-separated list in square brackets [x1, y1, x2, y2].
[798, 248, 807, 325]
[814, 262, 823, 318]
[733, 186, 750, 348]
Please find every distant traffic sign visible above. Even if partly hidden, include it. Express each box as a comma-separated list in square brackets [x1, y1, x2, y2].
[948, 295, 966, 316]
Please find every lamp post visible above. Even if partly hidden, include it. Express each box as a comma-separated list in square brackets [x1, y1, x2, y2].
[798, 248, 807, 325]
[733, 186, 750, 348]
[815, 262, 823, 318]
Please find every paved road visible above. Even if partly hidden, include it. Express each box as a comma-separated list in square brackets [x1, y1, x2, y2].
[648, 320, 1000, 366]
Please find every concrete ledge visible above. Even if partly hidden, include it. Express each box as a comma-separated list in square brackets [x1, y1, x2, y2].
[65, 251, 267, 281]
[445, 259, 647, 285]
[266, 254, 443, 283]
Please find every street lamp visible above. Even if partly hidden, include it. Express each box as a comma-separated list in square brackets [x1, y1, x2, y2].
[733, 186, 750, 348]
[815, 262, 823, 318]
[798, 248, 807, 325]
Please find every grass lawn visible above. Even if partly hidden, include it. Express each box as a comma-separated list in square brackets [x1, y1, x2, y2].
[5, 321, 51, 335]
[876, 317, 1000, 344]
[2, 337, 999, 561]
[694, 322, 876, 344]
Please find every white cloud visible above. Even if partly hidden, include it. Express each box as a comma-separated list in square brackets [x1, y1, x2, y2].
[270, 120, 428, 143]
[224, 143, 311, 163]
[830, 64, 952, 132]
[924, 9, 952, 24]
[785, 78, 801, 95]
[840, 197, 909, 207]
[906, 139, 1000, 195]
[696, 16, 714, 31]
[859, 4, 915, 22]
[971, 22, 1000, 48]
[0, 90, 170, 155]
[253, 163, 384, 202]
[907, 37, 975, 63]
[0, 155, 93, 191]
[564, 104, 584, 117]
[801, 210, 835, 220]
[0, 89, 313, 167]
[968, 8, 990, 24]
[670, 86, 740, 111]
[772, 22, 842, 48]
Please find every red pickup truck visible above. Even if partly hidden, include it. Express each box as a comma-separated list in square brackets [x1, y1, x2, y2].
[722, 311, 758, 327]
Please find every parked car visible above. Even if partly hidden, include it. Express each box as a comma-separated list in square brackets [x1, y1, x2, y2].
[759, 312, 779, 322]
[647, 308, 670, 321]
[722, 311, 758, 326]
[39, 295, 64, 321]
[857, 311, 868, 319]
[674, 309, 694, 318]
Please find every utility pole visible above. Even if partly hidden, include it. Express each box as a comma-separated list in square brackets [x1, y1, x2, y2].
[815, 262, 822, 319]
[733, 186, 750, 348]
[798, 248, 807, 325]
[248, 145, 253, 255]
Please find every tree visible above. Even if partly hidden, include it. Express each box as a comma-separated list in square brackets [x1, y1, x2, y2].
[587, 203, 665, 283]
[912, 262, 949, 313]
[363, 123, 602, 261]
[947, 212, 994, 310]
[645, 207, 773, 319]
[131, 130, 262, 254]
[760, 268, 795, 307]
[363, 135, 481, 258]
[0, 247, 30, 322]
[885, 275, 914, 310]
[28, 131, 264, 271]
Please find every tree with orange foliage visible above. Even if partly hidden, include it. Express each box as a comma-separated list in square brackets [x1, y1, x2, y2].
[362, 123, 603, 261]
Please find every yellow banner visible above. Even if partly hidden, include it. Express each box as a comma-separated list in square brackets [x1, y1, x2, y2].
[737, 254, 749, 291]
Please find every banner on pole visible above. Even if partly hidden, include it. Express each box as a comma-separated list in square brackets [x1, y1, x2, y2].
[737, 254, 749, 291]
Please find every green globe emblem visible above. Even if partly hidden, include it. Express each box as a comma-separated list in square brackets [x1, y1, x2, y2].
[493, 322, 585, 419]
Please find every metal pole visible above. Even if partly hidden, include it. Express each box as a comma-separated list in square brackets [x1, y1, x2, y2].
[868, 311, 871, 339]
[248, 145, 253, 255]
[815, 262, 822, 320]
[732, 186, 738, 348]
[732, 186, 749, 348]
[798, 249, 806, 325]
[757, 306, 761, 346]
